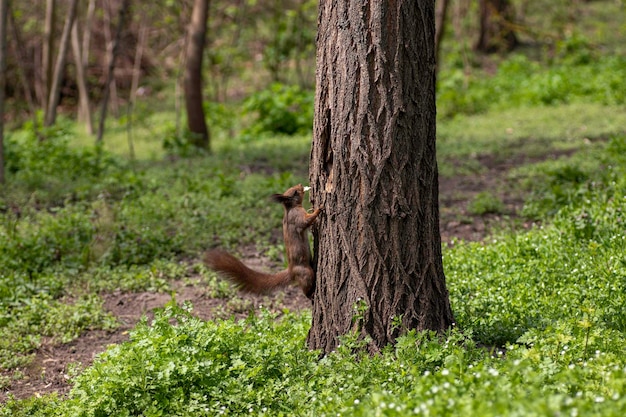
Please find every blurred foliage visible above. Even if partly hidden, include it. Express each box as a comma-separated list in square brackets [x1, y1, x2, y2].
[240, 83, 314, 138]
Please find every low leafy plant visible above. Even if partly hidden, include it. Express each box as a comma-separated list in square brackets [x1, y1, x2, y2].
[240, 83, 314, 137]
[438, 54, 626, 118]
[467, 192, 506, 215]
[3, 118, 129, 205]
[0, 294, 116, 370]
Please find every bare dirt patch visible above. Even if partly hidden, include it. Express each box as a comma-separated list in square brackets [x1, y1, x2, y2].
[1, 282, 310, 402]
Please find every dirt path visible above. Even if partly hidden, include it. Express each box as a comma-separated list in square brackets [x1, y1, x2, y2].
[0, 150, 563, 402]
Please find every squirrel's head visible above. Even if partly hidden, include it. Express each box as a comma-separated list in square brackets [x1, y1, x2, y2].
[271, 184, 305, 207]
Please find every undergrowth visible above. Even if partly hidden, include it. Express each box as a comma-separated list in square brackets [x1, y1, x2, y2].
[0, 121, 309, 370]
[2, 126, 625, 414]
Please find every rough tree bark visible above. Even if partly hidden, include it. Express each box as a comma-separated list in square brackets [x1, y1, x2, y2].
[475, 0, 518, 53]
[308, 0, 454, 354]
[0, 0, 8, 183]
[44, 0, 78, 127]
[184, 0, 210, 149]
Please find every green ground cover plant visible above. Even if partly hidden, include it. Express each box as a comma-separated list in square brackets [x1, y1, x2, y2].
[438, 53, 626, 118]
[0, 121, 313, 371]
[2, 126, 624, 415]
[5, 189, 626, 416]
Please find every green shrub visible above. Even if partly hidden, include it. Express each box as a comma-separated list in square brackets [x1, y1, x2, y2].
[520, 135, 626, 220]
[240, 83, 314, 137]
[3, 120, 128, 204]
[437, 55, 626, 118]
[467, 192, 506, 215]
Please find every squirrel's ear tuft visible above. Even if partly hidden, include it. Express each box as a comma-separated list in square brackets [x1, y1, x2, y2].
[270, 193, 287, 204]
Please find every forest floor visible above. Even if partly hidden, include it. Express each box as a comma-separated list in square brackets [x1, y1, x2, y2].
[1, 149, 565, 402]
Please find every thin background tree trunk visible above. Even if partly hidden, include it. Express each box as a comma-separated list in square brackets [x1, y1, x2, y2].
[184, 0, 210, 149]
[103, 1, 120, 118]
[96, 0, 131, 143]
[9, 8, 39, 132]
[435, 0, 450, 69]
[44, 0, 79, 127]
[475, 0, 518, 53]
[72, 20, 93, 134]
[126, 12, 148, 161]
[0, 0, 8, 183]
[308, 0, 454, 354]
[81, 0, 95, 68]
[42, 0, 55, 112]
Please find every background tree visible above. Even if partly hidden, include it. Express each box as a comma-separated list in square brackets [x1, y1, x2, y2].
[475, 0, 518, 53]
[308, 0, 455, 354]
[43, 0, 78, 127]
[435, 0, 450, 68]
[71, 18, 93, 134]
[184, 0, 210, 149]
[0, 0, 8, 183]
[8, 9, 38, 132]
[96, 0, 131, 143]
[41, 0, 55, 111]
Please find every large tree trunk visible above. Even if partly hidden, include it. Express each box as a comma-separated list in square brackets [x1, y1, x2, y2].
[184, 0, 210, 149]
[0, 0, 8, 184]
[475, 0, 518, 53]
[308, 0, 454, 354]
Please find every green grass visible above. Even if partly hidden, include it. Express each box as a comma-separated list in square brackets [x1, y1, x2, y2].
[437, 102, 626, 159]
[2, 123, 626, 416]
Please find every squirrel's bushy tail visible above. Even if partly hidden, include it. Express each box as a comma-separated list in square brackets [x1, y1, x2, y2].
[204, 249, 291, 293]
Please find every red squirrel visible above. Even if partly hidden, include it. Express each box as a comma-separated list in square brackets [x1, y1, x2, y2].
[204, 184, 322, 299]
